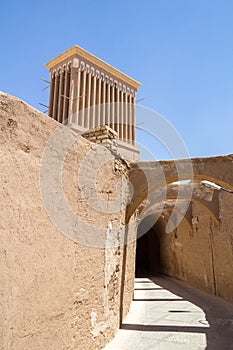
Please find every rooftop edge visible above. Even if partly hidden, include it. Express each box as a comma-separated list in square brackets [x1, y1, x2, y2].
[45, 45, 141, 89]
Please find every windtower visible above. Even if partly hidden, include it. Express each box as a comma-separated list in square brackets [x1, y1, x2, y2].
[45, 45, 141, 161]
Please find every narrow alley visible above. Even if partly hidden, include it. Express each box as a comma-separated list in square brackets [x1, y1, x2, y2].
[103, 275, 233, 350]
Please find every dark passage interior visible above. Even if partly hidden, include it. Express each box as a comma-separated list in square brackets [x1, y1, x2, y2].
[135, 221, 161, 277]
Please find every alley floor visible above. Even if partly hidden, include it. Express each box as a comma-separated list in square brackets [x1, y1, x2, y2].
[103, 275, 233, 350]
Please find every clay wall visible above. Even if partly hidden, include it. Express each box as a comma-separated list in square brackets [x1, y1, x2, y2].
[0, 92, 135, 350]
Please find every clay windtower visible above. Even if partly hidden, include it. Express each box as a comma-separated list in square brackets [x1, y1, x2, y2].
[45, 45, 141, 161]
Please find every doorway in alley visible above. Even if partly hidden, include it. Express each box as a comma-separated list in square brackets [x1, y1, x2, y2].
[135, 215, 161, 277]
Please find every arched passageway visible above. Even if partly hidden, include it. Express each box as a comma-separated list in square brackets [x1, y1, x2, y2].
[135, 215, 161, 277]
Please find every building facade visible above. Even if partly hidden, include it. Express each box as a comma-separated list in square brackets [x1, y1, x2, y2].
[45, 45, 141, 161]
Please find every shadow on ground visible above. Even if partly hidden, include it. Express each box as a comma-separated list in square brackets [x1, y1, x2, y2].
[121, 274, 233, 350]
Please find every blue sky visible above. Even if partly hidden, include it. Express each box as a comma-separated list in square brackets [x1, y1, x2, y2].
[1, 0, 233, 159]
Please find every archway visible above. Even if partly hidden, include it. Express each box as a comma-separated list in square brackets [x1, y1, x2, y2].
[135, 215, 161, 277]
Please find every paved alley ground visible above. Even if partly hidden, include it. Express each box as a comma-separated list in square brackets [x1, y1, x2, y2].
[103, 275, 233, 350]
